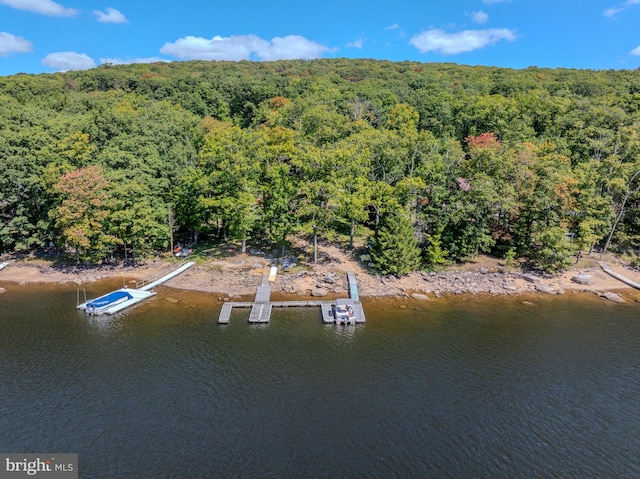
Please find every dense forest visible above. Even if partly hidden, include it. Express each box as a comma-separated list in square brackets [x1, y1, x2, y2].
[1, 59, 639, 273]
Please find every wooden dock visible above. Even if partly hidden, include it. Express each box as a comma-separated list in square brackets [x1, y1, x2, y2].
[217, 270, 366, 325]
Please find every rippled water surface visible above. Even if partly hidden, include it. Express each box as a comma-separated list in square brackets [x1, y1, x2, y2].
[2, 282, 640, 478]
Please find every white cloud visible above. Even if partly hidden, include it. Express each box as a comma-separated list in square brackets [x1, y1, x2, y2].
[93, 7, 127, 24]
[0, 0, 77, 16]
[42, 51, 96, 71]
[386, 23, 400, 30]
[0, 31, 32, 56]
[346, 38, 364, 49]
[410, 28, 517, 55]
[630, 45, 640, 56]
[472, 11, 489, 24]
[605, 0, 640, 16]
[100, 56, 167, 65]
[604, 6, 624, 16]
[160, 34, 331, 61]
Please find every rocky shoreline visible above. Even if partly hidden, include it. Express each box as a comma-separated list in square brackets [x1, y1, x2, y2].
[261, 267, 632, 303]
[1, 255, 638, 304]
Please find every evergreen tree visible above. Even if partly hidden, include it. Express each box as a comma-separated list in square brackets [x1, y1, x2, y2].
[424, 231, 448, 270]
[370, 209, 422, 276]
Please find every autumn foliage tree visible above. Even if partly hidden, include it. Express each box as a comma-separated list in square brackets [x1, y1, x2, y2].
[50, 165, 117, 263]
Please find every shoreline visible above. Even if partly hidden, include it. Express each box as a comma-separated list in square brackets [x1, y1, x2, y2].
[2, 253, 640, 303]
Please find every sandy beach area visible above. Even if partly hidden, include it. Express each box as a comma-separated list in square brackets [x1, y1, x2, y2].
[2, 243, 640, 304]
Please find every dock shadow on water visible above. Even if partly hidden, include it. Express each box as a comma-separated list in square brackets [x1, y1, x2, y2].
[1, 282, 640, 478]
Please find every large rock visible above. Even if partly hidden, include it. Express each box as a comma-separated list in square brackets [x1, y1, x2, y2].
[535, 284, 558, 294]
[411, 293, 431, 301]
[0, 287, 5, 294]
[572, 273, 593, 285]
[600, 292, 625, 303]
[522, 273, 540, 284]
[311, 288, 329, 297]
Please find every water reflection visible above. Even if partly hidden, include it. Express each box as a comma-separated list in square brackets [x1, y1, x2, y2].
[85, 314, 126, 335]
[329, 323, 359, 341]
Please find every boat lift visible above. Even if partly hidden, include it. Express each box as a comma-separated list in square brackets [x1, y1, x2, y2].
[78, 261, 195, 315]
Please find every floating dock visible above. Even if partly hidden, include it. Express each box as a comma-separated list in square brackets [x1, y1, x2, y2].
[78, 261, 195, 315]
[218, 270, 366, 325]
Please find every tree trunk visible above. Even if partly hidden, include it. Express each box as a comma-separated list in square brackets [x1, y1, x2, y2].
[349, 218, 355, 249]
[372, 205, 380, 229]
[241, 237, 247, 254]
[168, 206, 175, 258]
[603, 194, 629, 254]
[313, 231, 318, 264]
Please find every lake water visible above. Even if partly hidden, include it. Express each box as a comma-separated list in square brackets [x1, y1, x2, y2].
[1, 281, 640, 478]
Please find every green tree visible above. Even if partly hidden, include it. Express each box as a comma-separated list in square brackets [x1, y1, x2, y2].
[172, 167, 210, 244]
[424, 231, 448, 270]
[332, 130, 374, 248]
[571, 160, 613, 257]
[197, 120, 259, 251]
[108, 174, 169, 262]
[252, 125, 299, 256]
[369, 209, 422, 276]
[530, 225, 574, 272]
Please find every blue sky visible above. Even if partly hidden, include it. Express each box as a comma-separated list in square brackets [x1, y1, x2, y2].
[1, 0, 639, 76]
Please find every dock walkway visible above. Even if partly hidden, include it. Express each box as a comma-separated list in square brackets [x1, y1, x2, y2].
[347, 271, 359, 301]
[218, 270, 366, 325]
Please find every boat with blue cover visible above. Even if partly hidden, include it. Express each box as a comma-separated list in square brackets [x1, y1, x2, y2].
[81, 287, 156, 315]
[78, 261, 195, 315]
[84, 289, 134, 314]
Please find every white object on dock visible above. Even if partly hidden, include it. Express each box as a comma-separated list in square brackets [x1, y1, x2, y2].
[0, 262, 8, 271]
[268, 265, 278, 282]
